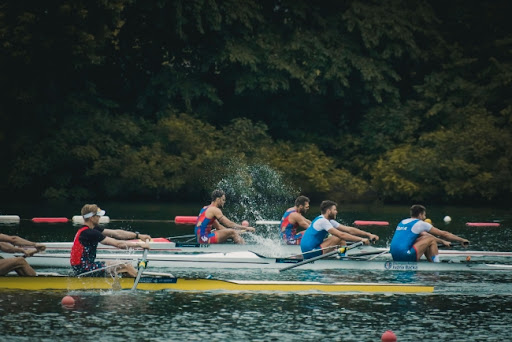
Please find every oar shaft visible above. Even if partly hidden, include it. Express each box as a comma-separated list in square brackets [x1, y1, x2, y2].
[167, 234, 196, 240]
[280, 250, 339, 271]
[279, 241, 363, 272]
[287, 245, 342, 259]
[77, 262, 128, 277]
[132, 241, 149, 290]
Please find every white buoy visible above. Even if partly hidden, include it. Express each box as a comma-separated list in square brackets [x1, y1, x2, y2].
[443, 216, 452, 223]
[255, 220, 280, 225]
[0, 215, 20, 223]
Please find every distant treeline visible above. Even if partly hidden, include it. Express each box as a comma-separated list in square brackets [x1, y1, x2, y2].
[0, 0, 511, 204]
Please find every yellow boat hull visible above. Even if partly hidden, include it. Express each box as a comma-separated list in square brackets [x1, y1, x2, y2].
[0, 276, 434, 293]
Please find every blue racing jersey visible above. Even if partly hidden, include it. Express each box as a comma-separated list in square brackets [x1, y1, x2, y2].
[390, 218, 432, 254]
[300, 215, 340, 253]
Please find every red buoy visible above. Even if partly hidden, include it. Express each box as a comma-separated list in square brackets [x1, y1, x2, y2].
[381, 330, 397, 342]
[61, 295, 75, 307]
[174, 216, 198, 225]
[32, 217, 69, 223]
[353, 220, 389, 226]
[465, 222, 500, 227]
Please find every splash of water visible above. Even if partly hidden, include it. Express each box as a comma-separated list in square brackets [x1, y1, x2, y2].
[214, 163, 298, 241]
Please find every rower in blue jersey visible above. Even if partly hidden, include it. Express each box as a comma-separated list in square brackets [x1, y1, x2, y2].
[390, 205, 469, 262]
[300, 200, 379, 259]
[280, 196, 311, 245]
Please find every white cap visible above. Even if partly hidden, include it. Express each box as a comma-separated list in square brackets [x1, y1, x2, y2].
[83, 208, 106, 219]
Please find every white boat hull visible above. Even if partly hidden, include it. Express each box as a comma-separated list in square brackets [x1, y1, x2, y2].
[6, 251, 512, 272]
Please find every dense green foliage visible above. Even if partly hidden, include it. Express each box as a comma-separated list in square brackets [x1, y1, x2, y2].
[0, 0, 510, 204]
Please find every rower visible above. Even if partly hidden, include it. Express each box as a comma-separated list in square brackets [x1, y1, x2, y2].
[390, 204, 469, 262]
[0, 234, 46, 276]
[300, 200, 379, 259]
[280, 195, 311, 245]
[195, 189, 255, 244]
[70, 204, 151, 277]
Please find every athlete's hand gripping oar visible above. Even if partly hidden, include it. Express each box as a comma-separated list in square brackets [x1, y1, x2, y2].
[132, 240, 150, 291]
[279, 241, 364, 272]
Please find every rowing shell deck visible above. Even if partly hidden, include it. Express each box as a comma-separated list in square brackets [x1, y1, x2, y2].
[6, 252, 512, 272]
[0, 275, 433, 293]
[39, 242, 512, 261]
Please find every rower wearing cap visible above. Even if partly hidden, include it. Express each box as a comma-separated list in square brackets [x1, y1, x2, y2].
[390, 204, 469, 262]
[70, 204, 151, 277]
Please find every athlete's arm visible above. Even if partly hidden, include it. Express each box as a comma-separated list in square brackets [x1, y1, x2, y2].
[211, 207, 256, 232]
[337, 225, 379, 242]
[327, 228, 370, 245]
[0, 242, 25, 254]
[102, 229, 151, 241]
[0, 234, 45, 251]
[100, 236, 150, 249]
[420, 232, 451, 248]
[290, 213, 311, 231]
[430, 227, 469, 247]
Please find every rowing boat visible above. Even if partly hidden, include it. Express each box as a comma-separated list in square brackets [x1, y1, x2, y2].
[0, 274, 433, 293]
[38, 241, 512, 261]
[6, 251, 512, 272]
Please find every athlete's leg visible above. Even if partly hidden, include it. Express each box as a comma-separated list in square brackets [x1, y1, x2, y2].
[412, 233, 438, 262]
[0, 257, 36, 276]
[110, 261, 138, 277]
[319, 236, 346, 255]
[215, 229, 245, 244]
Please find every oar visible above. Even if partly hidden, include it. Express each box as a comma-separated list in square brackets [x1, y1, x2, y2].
[366, 248, 390, 261]
[167, 234, 196, 240]
[279, 241, 363, 272]
[283, 241, 376, 259]
[131, 241, 149, 291]
[285, 245, 344, 259]
[77, 262, 128, 277]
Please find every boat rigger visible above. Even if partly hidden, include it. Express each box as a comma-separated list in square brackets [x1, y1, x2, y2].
[0, 274, 434, 293]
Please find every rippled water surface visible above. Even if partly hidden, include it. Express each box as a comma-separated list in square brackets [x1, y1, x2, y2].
[1, 202, 511, 341]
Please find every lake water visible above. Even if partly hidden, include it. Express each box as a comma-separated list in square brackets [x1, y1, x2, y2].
[1, 201, 512, 341]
